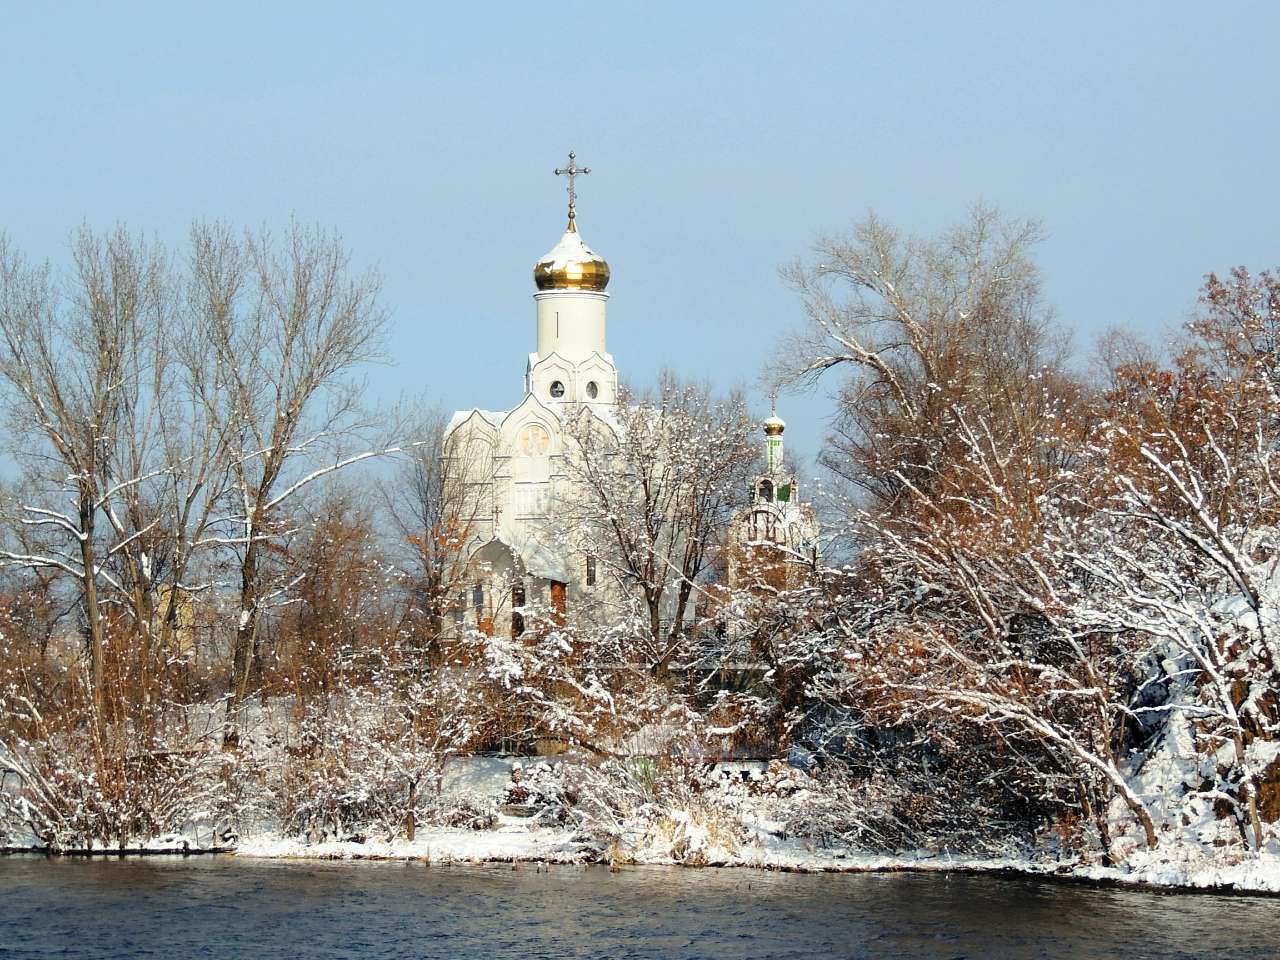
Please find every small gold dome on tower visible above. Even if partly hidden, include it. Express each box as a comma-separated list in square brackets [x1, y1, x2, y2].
[764, 414, 786, 436]
[534, 222, 611, 292]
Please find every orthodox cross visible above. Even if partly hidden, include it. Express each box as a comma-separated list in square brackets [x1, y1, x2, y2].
[554, 151, 590, 228]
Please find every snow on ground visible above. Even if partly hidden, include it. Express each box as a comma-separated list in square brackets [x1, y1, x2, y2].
[236, 821, 586, 864]
[1079, 843, 1280, 893]
[12, 818, 1276, 894]
[9, 816, 1279, 893]
[439, 755, 519, 803]
[225, 821, 1280, 894]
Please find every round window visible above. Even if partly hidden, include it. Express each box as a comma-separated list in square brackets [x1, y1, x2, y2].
[585, 381, 599, 399]
[549, 380, 565, 398]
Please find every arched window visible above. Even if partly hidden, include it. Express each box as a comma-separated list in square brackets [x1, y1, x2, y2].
[758, 479, 774, 502]
[471, 582, 484, 617]
[585, 554, 597, 586]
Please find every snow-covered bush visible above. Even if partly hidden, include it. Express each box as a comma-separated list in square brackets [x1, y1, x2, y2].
[422, 797, 498, 831]
[274, 663, 483, 842]
[0, 694, 224, 850]
[569, 759, 749, 865]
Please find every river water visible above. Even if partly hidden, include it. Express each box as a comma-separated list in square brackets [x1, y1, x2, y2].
[1, 856, 1276, 959]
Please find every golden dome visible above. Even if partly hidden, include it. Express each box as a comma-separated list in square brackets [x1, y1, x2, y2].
[534, 221, 610, 292]
[764, 414, 786, 436]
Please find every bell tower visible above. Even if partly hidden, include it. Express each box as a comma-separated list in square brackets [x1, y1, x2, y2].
[754, 404, 793, 505]
[526, 150, 617, 405]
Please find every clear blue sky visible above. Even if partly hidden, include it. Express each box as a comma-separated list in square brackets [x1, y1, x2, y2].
[2, 1, 1276, 463]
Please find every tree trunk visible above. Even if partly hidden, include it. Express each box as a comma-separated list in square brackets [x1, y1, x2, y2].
[670, 579, 694, 642]
[653, 587, 692, 680]
[646, 587, 667, 676]
[1079, 784, 1114, 867]
[1072, 738, 1158, 853]
[77, 492, 105, 719]
[425, 568, 444, 651]
[646, 587, 661, 644]
[1116, 781, 1158, 850]
[1233, 734, 1265, 851]
[225, 537, 261, 745]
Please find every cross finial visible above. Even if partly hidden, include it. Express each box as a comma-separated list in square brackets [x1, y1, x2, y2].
[554, 150, 590, 231]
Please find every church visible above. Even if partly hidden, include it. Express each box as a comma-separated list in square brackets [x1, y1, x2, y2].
[725, 407, 820, 594]
[444, 153, 817, 638]
[443, 152, 619, 635]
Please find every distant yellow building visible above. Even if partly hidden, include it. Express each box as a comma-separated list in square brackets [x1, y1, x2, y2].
[152, 586, 197, 657]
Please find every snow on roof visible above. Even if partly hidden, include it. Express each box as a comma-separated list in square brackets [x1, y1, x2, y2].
[589, 404, 622, 432]
[536, 227, 606, 271]
[447, 388, 621, 442]
[445, 408, 508, 436]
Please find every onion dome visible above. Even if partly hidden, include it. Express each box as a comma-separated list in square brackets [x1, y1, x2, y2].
[764, 413, 786, 436]
[533, 221, 611, 292]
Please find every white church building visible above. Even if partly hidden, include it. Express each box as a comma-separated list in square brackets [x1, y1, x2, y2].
[444, 153, 818, 638]
[443, 153, 621, 634]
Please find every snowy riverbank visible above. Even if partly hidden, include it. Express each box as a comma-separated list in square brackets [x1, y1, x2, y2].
[10, 757, 1280, 901]
[8, 824, 1280, 895]
[224, 824, 1280, 895]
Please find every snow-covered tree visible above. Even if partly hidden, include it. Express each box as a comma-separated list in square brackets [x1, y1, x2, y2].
[558, 373, 757, 671]
[186, 221, 390, 739]
[1064, 277, 1280, 849]
[772, 205, 1069, 512]
[380, 406, 501, 656]
[0, 228, 172, 716]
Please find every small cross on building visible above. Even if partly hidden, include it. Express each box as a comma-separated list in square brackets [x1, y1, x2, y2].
[554, 150, 590, 228]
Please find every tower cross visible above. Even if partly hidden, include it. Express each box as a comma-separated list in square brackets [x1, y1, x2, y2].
[554, 150, 590, 229]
